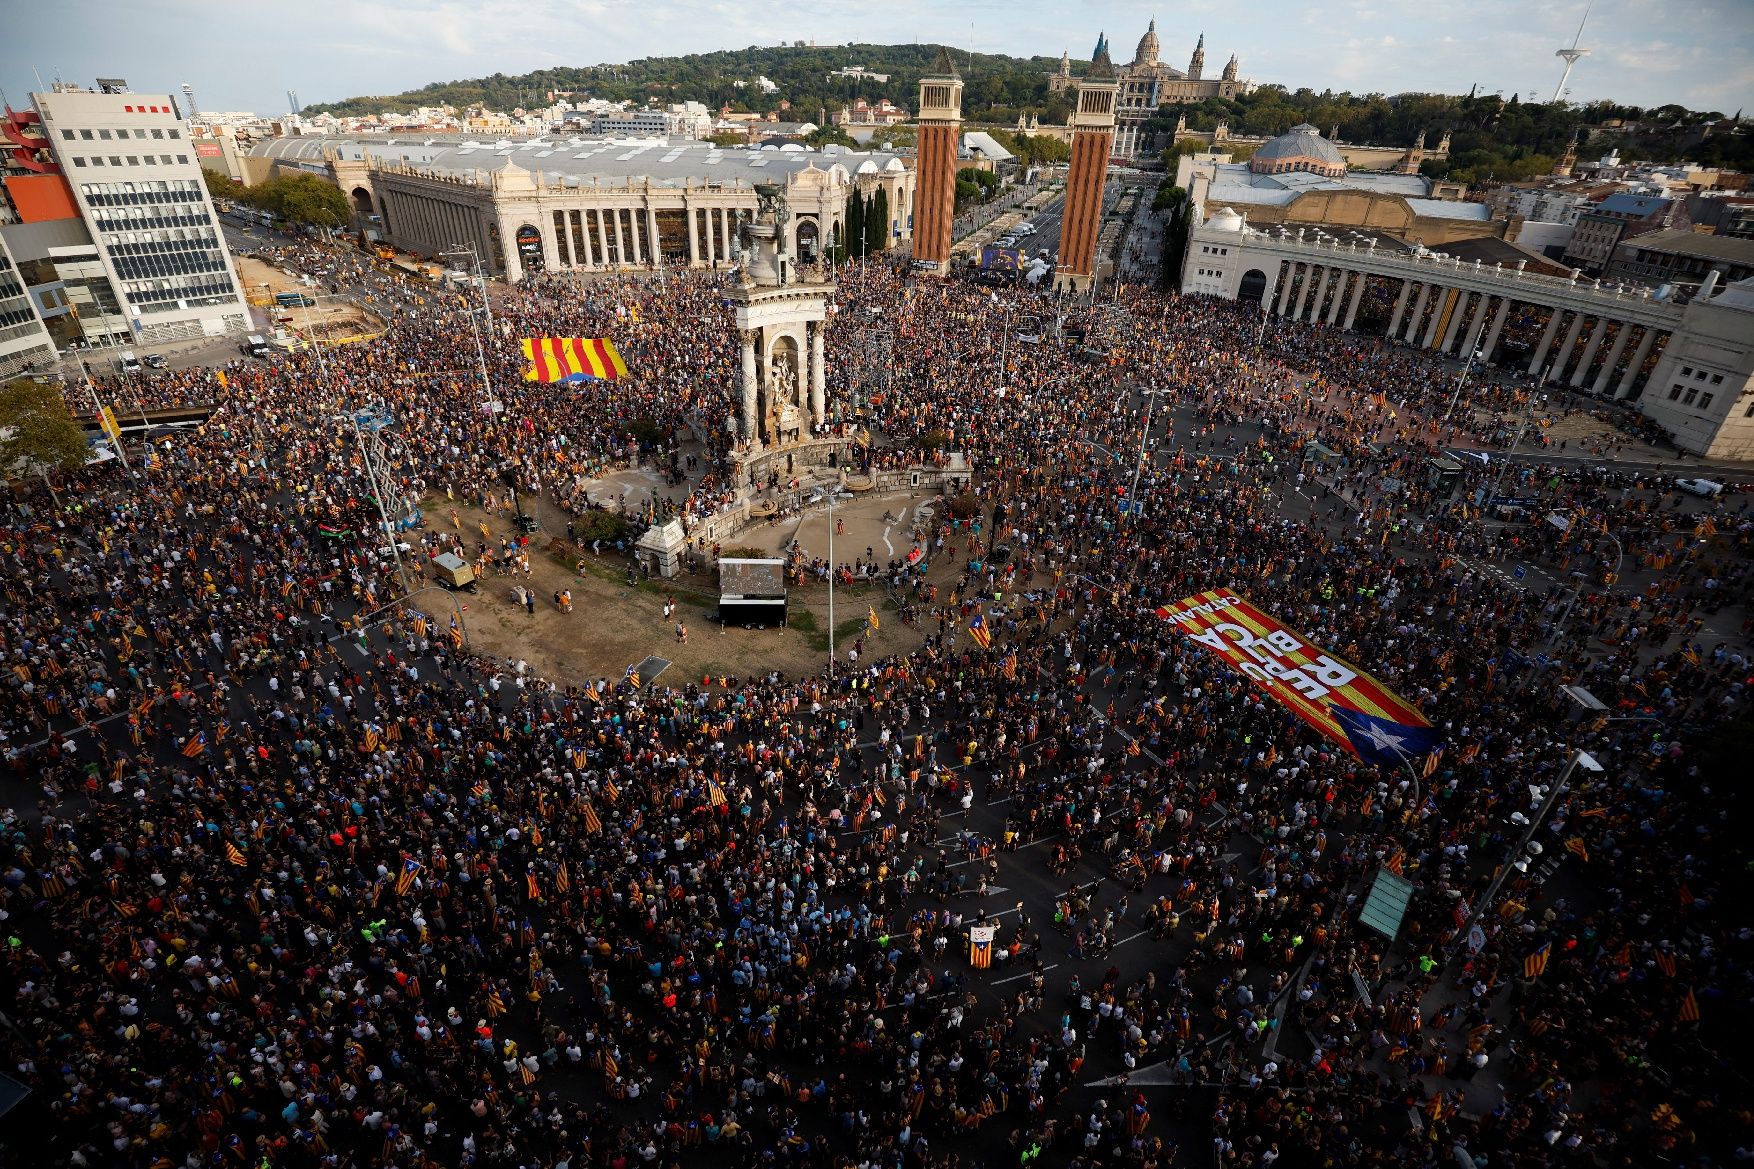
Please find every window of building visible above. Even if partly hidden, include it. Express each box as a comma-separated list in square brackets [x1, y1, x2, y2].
[1681, 366, 1692, 376]
[126, 156, 138, 166]
[110, 156, 122, 166]
[177, 155, 188, 165]
[80, 129, 93, 140]
[1711, 373, 1723, 385]
[1683, 387, 1697, 405]
[1699, 394, 1713, 411]
[1669, 385, 1683, 400]
[168, 129, 180, 139]
[60, 129, 74, 140]
[72, 156, 86, 167]
[152, 129, 163, 139]
[92, 157, 105, 166]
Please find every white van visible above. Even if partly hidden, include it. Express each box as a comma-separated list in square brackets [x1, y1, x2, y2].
[119, 350, 142, 373]
[1675, 478, 1724, 498]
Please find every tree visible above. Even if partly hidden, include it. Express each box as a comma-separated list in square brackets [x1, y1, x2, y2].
[255, 174, 353, 230]
[803, 125, 856, 149]
[845, 191, 866, 260]
[866, 186, 889, 254]
[709, 130, 747, 147]
[0, 377, 91, 502]
[200, 165, 240, 202]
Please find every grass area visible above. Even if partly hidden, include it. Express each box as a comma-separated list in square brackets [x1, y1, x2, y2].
[794, 613, 869, 653]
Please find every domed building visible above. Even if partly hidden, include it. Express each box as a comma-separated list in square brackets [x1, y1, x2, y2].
[1047, 21, 1254, 158]
[1249, 123, 1347, 179]
[1175, 122, 1497, 248]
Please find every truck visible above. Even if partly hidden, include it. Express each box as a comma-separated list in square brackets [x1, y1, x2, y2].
[430, 552, 477, 592]
[241, 334, 271, 358]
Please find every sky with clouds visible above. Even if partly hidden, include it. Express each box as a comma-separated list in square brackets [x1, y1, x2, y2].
[6, 0, 1751, 118]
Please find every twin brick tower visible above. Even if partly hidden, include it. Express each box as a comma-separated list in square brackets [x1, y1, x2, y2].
[913, 44, 1116, 291]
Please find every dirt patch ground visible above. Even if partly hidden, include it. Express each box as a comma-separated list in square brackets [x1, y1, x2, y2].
[413, 493, 945, 687]
[235, 255, 383, 339]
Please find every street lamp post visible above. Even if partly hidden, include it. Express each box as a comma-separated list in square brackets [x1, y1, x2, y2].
[1442, 312, 1491, 426]
[1446, 747, 1602, 963]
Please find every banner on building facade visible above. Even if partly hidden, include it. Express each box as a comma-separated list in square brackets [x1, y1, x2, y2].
[1156, 587, 1435, 768]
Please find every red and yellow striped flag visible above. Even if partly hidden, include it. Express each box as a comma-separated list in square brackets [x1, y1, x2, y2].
[520, 337, 628, 383]
[582, 804, 602, 834]
[224, 841, 248, 867]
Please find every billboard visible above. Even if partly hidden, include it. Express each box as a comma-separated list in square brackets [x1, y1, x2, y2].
[194, 142, 223, 158]
[979, 245, 1023, 272]
[1156, 587, 1435, 767]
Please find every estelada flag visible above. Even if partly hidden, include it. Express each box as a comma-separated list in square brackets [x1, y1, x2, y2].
[181, 731, 207, 758]
[1156, 588, 1434, 768]
[1524, 941, 1551, 978]
[968, 614, 992, 649]
[707, 780, 729, 808]
[224, 841, 248, 867]
[520, 337, 628, 383]
[395, 859, 422, 897]
[1678, 987, 1700, 1023]
[582, 804, 603, 834]
[968, 924, 995, 969]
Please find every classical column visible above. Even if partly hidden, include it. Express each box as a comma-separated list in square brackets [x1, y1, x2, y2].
[1276, 262, 1299, 316]
[1570, 316, 1609, 388]
[809, 322, 826, 426]
[687, 205, 701, 266]
[595, 208, 610, 267]
[542, 215, 563, 271]
[1294, 265, 1318, 320]
[1404, 283, 1432, 342]
[498, 220, 522, 282]
[1615, 328, 1659, 399]
[1420, 288, 1449, 349]
[1324, 271, 1348, 326]
[1440, 291, 1472, 353]
[1342, 270, 1367, 330]
[646, 205, 661, 268]
[719, 208, 731, 262]
[1263, 260, 1286, 310]
[1591, 322, 1634, 396]
[1482, 296, 1512, 362]
[1310, 267, 1335, 324]
[1386, 279, 1414, 338]
[1550, 310, 1587, 382]
[1528, 309, 1565, 375]
[616, 209, 631, 266]
[740, 330, 760, 448]
[575, 211, 594, 268]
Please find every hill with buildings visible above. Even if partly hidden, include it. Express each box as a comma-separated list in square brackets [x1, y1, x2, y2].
[302, 43, 1749, 178]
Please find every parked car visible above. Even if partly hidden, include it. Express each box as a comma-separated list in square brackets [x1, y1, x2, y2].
[1674, 478, 1724, 498]
[143, 353, 167, 370]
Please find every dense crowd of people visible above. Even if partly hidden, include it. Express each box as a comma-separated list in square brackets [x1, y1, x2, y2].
[0, 228, 1748, 1169]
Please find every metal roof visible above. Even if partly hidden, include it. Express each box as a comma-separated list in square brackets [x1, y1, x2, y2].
[1405, 198, 1491, 221]
[1619, 227, 1754, 263]
[247, 135, 907, 189]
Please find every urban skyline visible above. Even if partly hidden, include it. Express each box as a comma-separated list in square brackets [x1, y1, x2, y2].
[5, 0, 1752, 124]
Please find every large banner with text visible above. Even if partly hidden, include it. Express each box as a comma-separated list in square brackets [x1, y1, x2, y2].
[1156, 587, 1435, 767]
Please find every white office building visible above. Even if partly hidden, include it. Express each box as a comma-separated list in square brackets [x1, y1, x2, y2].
[0, 232, 57, 381]
[30, 80, 249, 344]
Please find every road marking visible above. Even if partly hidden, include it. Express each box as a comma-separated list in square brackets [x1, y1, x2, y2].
[992, 963, 1059, 985]
[1111, 930, 1151, 948]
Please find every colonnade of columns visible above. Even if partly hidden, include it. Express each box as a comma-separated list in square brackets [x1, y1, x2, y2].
[1265, 258, 1670, 400]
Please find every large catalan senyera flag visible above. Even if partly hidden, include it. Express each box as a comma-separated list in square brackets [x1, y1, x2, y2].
[1156, 587, 1435, 768]
[520, 337, 628, 383]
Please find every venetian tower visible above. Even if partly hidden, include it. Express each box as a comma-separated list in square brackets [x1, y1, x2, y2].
[1056, 42, 1118, 292]
[912, 47, 963, 273]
